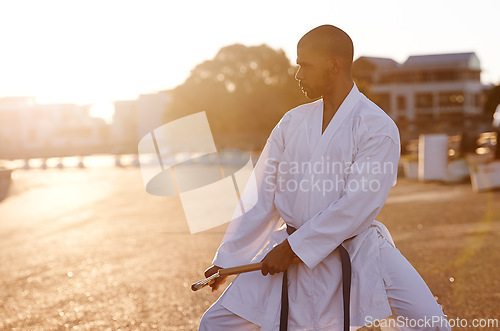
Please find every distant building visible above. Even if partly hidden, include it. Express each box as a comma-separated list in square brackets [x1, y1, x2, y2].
[136, 91, 171, 141]
[111, 100, 138, 153]
[110, 91, 171, 154]
[353, 52, 485, 122]
[18, 103, 101, 151]
[0, 97, 35, 157]
[0, 97, 108, 159]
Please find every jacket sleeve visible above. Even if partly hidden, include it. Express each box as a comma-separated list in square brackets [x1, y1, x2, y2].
[287, 134, 400, 269]
[212, 112, 292, 268]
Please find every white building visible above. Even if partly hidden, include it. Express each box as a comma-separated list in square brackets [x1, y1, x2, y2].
[353, 52, 485, 122]
[136, 91, 171, 140]
[17, 103, 103, 151]
[0, 97, 35, 157]
[110, 100, 138, 153]
[0, 97, 108, 158]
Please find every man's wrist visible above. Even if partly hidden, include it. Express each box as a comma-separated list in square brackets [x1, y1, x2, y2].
[283, 239, 297, 258]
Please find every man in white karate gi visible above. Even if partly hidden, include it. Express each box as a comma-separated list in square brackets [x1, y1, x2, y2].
[199, 25, 451, 330]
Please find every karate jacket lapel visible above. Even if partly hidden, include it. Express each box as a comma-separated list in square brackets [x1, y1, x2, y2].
[291, 84, 363, 224]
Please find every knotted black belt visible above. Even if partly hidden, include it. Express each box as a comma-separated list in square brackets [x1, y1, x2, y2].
[280, 224, 351, 331]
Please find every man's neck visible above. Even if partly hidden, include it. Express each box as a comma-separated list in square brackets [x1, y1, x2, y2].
[321, 79, 354, 134]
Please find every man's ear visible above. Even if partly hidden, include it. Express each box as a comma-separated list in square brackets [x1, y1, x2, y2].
[328, 57, 342, 74]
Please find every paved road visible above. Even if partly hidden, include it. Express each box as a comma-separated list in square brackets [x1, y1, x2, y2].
[0, 167, 499, 329]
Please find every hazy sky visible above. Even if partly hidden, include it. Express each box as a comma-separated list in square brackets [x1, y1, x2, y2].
[0, 0, 498, 119]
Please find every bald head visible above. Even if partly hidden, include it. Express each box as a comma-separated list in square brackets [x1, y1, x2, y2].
[298, 25, 354, 72]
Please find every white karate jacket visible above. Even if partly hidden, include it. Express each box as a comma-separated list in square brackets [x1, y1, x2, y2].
[212, 83, 400, 330]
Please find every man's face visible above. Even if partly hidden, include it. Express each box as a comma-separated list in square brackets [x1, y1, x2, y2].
[295, 45, 330, 99]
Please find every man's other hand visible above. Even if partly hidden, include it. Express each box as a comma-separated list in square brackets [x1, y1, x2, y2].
[204, 265, 228, 292]
[261, 239, 297, 276]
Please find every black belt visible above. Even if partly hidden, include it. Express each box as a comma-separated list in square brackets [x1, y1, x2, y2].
[280, 225, 351, 331]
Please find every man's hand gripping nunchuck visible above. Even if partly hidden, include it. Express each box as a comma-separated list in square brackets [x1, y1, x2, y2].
[192, 239, 301, 292]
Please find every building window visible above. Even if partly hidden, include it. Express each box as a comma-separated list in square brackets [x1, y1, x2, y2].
[434, 70, 459, 81]
[397, 95, 406, 111]
[415, 93, 433, 109]
[439, 91, 464, 108]
[461, 70, 481, 81]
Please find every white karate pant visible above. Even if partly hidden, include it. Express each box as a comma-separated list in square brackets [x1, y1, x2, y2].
[199, 232, 451, 331]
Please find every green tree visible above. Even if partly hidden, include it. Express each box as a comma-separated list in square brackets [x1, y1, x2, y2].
[166, 44, 307, 149]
